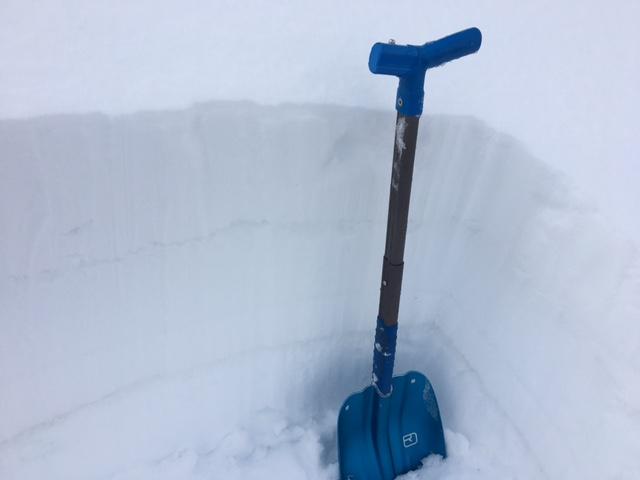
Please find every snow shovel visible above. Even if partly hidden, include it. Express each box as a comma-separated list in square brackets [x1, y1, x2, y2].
[337, 28, 482, 480]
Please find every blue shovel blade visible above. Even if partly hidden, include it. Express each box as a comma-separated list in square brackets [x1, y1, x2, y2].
[337, 371, 446, 480]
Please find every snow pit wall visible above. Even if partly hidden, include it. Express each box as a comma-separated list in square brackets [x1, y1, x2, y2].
[0, 102, 638, 479]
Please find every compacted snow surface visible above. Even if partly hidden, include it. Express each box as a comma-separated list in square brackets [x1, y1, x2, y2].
[1, 102, 639, 479]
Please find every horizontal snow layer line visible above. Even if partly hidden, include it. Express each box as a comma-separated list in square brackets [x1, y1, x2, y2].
[2, 218, 386, 285]
[0, 327, 367, 448]
[1, 101, 639, 479]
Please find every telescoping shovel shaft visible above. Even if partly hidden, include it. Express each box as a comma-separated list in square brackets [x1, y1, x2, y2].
[338, 28, 482, 480]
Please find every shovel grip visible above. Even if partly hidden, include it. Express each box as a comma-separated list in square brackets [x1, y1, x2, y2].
[368, 27, 482, 116]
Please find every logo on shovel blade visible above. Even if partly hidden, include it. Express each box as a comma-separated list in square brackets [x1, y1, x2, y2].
[402, 432, 418, 448]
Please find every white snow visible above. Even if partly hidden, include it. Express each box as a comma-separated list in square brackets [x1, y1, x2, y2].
[395, 117, 407, 155]
[1, 2, 639, 479]
[1, 103, 638, 479]
[1, 1, 639, 237]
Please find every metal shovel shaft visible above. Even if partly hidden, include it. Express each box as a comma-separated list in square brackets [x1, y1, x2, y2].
[372, 114, 419, 397]
[378, 114, 419, 327]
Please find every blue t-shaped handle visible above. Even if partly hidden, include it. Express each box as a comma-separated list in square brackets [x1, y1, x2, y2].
[369, 27, 482, 116]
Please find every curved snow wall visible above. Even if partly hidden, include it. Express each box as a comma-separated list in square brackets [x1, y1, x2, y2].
[0, 102, 638, 478]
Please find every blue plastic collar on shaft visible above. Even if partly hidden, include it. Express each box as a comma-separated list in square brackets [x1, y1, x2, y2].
[368, 27, 482, 116]
[372, 317, 398, 397]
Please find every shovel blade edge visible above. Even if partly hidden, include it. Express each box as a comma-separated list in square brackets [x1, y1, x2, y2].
[337, 371, 446, 480]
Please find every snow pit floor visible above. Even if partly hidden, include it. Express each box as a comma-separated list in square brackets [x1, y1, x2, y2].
[0, 328, 543, 479]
